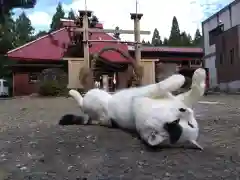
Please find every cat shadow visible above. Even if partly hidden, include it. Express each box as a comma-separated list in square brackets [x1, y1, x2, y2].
[141, 141, 203, 152]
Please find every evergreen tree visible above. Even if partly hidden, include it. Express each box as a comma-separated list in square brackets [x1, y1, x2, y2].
[113, 26, 120, 40]
[50, 2, 65, 32]
[34, 30, 48, 39]
[0, 0, 36, 23]
[163, 38, 168, 46]
[0, 11, 16, 53]
[0, 11, 16, 79]
[151, 28, 162, 46]
[146, 41, 152, 46]
[193, 29, 202, 47]
[168, 16, 181, 46]
[180, 31, 192, 46]
[15, 11, 34, 46]
[89, 15, 99, 27]
[68, 9, 76, 20]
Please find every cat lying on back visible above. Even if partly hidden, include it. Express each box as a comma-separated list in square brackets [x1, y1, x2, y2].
[60, 68, 206, 149]
[59, 74, 185, 127]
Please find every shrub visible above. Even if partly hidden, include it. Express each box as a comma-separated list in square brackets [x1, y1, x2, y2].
[38, 80, 67, 96]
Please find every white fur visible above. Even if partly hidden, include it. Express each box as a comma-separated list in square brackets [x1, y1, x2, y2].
[107, 74, 185, 130]
[176, 68, 206, 107]
[69, 68, 206, 149]
[69, 89, 112, 125]
[107, 68, 206, 148]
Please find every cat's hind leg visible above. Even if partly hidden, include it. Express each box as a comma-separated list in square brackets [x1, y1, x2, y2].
[176, 68, 206, 107]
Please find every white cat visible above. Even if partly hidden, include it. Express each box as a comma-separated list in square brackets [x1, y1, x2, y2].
[64, 74, 185, 127]
[62, 68, 205, 150]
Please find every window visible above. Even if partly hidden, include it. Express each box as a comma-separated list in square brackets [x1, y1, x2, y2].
[209, 24, 224, 45]
[220, 53, 223, 64]
[3, 81, 9, 87]
[29, 73, 39, 83]
[230, 48, 234, 64]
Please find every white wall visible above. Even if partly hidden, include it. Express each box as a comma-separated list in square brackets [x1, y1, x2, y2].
[231, 2, 240, 27]
[205, 55, 217, 88]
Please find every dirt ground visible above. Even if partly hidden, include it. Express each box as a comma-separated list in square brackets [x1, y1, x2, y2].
[0, 95, 240, 180]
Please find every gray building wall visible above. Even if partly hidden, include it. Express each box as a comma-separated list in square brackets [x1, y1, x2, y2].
[202, 0, 240, 89]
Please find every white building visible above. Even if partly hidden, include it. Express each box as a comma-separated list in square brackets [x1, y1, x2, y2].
[202, 0, 240, 88]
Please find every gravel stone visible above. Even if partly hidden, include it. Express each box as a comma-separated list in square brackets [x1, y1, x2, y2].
[0, 95, 240, 179]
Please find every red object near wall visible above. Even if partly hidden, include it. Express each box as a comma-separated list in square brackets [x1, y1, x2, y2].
[205, 68, 209, 90]
[13, 73, 38, 96]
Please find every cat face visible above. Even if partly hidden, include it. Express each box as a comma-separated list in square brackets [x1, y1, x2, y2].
[163, 108, 196, 144]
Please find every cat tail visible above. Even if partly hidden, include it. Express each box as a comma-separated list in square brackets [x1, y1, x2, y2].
[176, 68, 206, 107]
[69, 89, 84, 108]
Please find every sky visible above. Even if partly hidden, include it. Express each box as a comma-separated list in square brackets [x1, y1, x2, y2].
[13, 0, 233, 41]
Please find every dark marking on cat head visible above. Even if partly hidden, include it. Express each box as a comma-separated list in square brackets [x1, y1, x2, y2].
[179, 108, 186, 112]
[163, 119, 182, 144]
[58, 114, 89, 125]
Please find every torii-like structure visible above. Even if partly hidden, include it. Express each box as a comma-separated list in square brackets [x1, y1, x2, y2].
[62, 3, 157, 91]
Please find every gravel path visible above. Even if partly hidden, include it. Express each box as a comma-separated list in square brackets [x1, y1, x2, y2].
[0, 95, 240, 180]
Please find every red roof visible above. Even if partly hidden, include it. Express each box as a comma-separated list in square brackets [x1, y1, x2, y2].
[7, 22, 203, 63]
[129, 46, 203, 53]
[7, 29, 69, 61]
[7, 27, 130, 63]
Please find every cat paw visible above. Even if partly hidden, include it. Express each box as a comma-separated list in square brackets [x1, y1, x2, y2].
[192, 68, 206, 85]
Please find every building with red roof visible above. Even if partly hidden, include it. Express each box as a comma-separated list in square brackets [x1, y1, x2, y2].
[6, 23, 204, 96]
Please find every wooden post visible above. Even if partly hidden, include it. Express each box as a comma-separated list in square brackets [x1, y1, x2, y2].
[79, 10, 92, 68]
[102, 75, 109, 91]
[130, 13, 143, 63]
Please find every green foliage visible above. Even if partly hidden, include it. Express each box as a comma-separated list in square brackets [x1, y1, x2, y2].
[15, 11, 34, 46]
[0, 11, 16, 53]
[150, 16, 203, 47]
[50, 2, 65, 32]
[168, 16, 182, 46]
[68, 9, 76, 20]
[0, 0, 36, 24]
[193, 29, 202, 47]
[180, 31, 192, 46]
[142, 40, 152, 46]
[0, 11, 16, 79]
[38, 80, 67, 96]
[151, 28, 162, 46]
[163, 38, 168, 45]
[113, 26, 120, 40]
[34, 30, 48, 39]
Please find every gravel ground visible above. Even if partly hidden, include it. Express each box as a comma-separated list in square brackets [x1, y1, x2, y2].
[0, 95, 240, 180]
